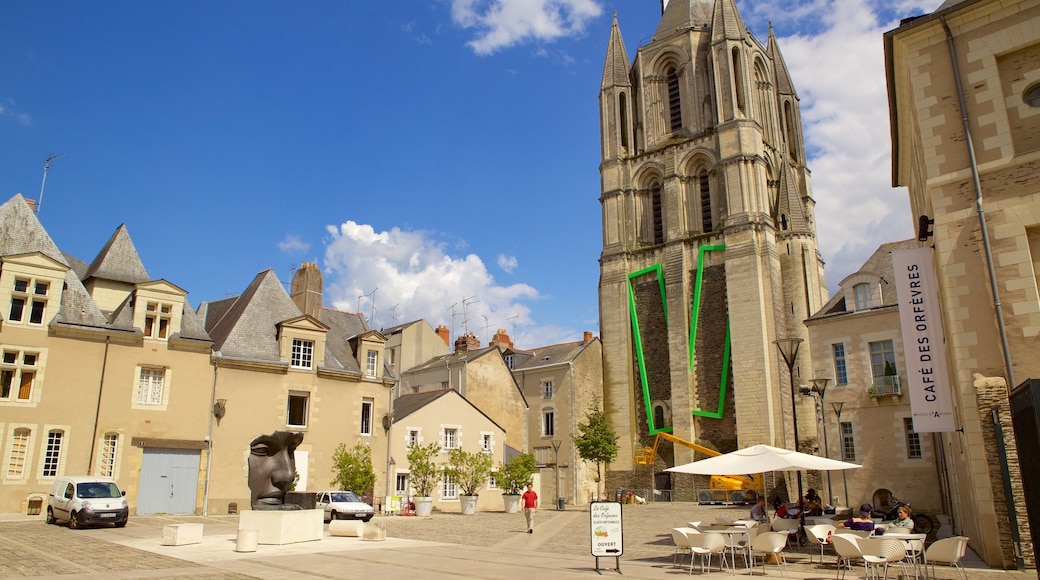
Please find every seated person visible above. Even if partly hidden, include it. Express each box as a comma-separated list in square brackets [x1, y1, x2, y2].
[804, 488, 824, 516]
[750, 496, 770, 523]
[891, 505, 915, 530]
[837, 503, 876, 531]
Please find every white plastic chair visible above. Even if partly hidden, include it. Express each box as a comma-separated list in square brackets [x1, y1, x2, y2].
[860, 537, 909, 580]
[748, 531, 788, 576]
[671, 527, 695, 568]
[688, 532, 727, 575]
[804, 524, 836, 563]
[831, 533, 865, 580]
[925, 536, 969, 580]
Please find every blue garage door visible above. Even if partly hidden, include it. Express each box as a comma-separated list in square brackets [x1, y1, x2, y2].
[137, 448, 200, 515]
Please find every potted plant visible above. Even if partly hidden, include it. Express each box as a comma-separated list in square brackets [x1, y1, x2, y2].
[445, 447, 494, 515]
[497, 453, 536, 513]
[406, 442, 441, 517]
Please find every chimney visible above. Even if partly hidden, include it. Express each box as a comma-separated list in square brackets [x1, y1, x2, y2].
[290, 262, 324, 318]
[435, 324, 450, 346]
[583, 331, 594, 344]
[20, 194, 36, 212]
[490, 328, 513, 350]
[454, 332, 480, 353]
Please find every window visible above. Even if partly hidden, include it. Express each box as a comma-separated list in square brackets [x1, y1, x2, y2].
[543, 409, 555, 437]
[360, 398, 374, 436]
[1, 350, 38, 401]
[619, 92, 630, 150]
[504, 354, 514, 370]
[488, 471, 498, 489]
[395, 473, 408, 495]
[6, 428, 29, 478]
[407, 429, 419, 447]
[144, 302, 172, 339]
[287, 392, 309, 427]
[699, 171, 713, 232]
[136, 368, 165, 406]
[854, 283, 871, 310]
[42, 430, 63, 477]
[99, 433, 119, 477]
[654, 405, 665, 427]
[442, 473, 458, 499]
[1026, 84, 1040, 107]
[291, 339, 314, 369]
[443, 428, 459, 450]
[667, 66, 682, 131]
[542, 380, 553, 399]
[481, 433, 493, 452]
[651, 183, 664, 245]
[832, 343, 848, 385]
[366, 350, 378, 376]
[904, 418, 922, 459]
[9, 278, 48, 325]
[840, 422, 855, 461]
[869, 340, 897, 378]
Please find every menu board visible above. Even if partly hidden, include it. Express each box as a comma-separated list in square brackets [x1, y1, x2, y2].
[589, 501, 624, 557]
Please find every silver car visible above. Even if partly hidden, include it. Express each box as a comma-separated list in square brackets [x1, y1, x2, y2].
[315, 490, 374, 522]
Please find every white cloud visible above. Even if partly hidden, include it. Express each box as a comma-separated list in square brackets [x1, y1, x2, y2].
[497, 254, 518, 273]
[323, 221, 540, 340]
[278, 234, 310, 255]
[451, 0, 602, 55]
[0, 98, 32, 126]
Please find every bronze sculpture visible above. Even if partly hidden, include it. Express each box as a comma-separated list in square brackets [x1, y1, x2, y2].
[248, 431, 304, 510]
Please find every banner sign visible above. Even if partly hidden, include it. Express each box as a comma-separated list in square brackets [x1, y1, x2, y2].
[590, 501, 624, 557]
[892, 247, 956, 432]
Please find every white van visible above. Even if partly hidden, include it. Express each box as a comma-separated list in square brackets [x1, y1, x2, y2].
[47, 476, 128, 529]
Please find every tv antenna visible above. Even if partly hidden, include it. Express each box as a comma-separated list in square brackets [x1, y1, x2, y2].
[482, 314, 491, 345]
[37, 153, 65, 214]
[506, 315, 519, 344]
[389, 304, 400, 326]
[462, 296, 479, 335]
[357, 287, 377, 323]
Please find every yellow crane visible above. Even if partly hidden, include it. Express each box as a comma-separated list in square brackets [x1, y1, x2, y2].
[635, 432, 764, 504]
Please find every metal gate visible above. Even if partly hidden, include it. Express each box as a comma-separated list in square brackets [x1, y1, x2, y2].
[137, 448, 200, 515]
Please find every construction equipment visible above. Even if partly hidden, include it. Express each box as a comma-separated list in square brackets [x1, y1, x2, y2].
[635, 432, 764, 504]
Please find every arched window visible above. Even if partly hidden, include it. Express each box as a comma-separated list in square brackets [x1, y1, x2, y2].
[731, 47, 745, 113]
[1026, 84, 1040, 107]
[651, 183, 665, 244]
[42, 430, 63, 477]
[784, 101, 799, 161]
[619, 93, 630, 150]
[854, 283, 872, 310]
[667, 67, 682, 132]
[654, 405, 665, 428]
[779, 213, 788, 231]
[699, 171, 713, 232]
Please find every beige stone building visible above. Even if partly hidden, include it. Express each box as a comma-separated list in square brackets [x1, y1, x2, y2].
[510, 332, 603, 507]
[388, 389, 506, 513]
[805, 241, 943, 512]
[885, 0, 1037, 567]
[598, 0, 828, 499]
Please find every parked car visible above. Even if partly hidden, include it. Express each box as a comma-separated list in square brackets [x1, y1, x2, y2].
[47, 476, 128, 529]
[315, 490, 374, 522]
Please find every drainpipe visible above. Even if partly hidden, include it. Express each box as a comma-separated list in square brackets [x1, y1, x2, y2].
[940, 15, 1023, 570]
[203, 356, 220, 516]
[87, 336, 111, 474]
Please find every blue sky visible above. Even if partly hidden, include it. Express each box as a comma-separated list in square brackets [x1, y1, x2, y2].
[1, 0, 932, 349]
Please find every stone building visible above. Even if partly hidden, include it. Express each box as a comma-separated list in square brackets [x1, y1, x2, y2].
[884, 0, 1037, 567]
[597, 0, 829, 499]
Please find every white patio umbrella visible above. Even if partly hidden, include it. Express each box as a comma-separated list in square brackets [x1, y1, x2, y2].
[665, 444, 861, 475]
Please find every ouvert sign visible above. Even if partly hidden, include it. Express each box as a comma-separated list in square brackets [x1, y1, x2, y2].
[590, 501, 623, 574]
[892, 247, 956, 432]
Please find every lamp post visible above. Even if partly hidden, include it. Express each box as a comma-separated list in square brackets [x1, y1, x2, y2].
[774, 337, 805, 529]
[832, 401, 849, 507]
[551, 439, 562, 510]
[807, 377, 832, 505]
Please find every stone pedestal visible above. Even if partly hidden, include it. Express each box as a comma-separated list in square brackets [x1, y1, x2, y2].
[239, 509, 323, 545]
[362, 521, 386, 541]
[162, 523, 203, 546]
[328, 520, 363, 537]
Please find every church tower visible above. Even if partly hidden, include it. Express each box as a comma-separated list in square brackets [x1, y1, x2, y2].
[598, 1, 828, 497]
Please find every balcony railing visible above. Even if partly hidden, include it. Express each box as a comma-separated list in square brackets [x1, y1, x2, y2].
[869, 375, 902, 397]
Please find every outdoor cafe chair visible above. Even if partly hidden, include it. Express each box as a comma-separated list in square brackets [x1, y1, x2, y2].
[860, 537, 910, 580]
[925, 536, 969, 580]
[830, 533, 865, 580]
[804, 524, 836, 563]
[671, 527, 698, 568]
[688, 532, 727, 575]
[748, 531, 789, 577]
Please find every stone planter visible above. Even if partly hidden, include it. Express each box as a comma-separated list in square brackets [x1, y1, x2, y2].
[414, 497, 434, 517]
[502, 494, 521, 514]
[459, 495, 478, 515]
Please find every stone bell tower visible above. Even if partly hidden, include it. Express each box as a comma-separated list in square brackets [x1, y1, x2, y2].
[597, 0, 828, 496]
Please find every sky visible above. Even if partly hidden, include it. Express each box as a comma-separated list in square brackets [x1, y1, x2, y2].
[1, 0, 935, 350]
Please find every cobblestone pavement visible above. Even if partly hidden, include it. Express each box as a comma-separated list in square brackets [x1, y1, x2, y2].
[0, 503, 1029, 579]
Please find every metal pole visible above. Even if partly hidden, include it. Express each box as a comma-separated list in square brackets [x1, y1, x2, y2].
[809, 377, 833, 506]
[552, 440, 562, 510]
[833, 402, 849, 507]
[774, 338, 804, 529]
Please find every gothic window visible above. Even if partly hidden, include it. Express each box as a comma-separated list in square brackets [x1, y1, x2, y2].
[699, 171, 713, 233]
[784, 101, 799, 161]
[667, 67, 682, 132]
[651, 183, 664, 244]
[753, 60, 773, 142]
[653, 405, 665, 427]
[780, 213, 789, 231]
[619, 92, 630, 150]
[731, 47, 745, 113]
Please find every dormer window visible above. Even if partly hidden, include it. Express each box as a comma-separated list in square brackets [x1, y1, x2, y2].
[854, 283, 872, 310]
[366, 350, 378, 377]
[144, 302, 172, 339]
[291, 339, 314, 369]
[9, 278, 49, 326]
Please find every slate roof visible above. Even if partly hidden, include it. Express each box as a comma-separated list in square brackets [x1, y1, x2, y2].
[809, 239, 919, 320]
[512, 339, 595, 370]
[405, 345, 501, 373]
[320, 308, 367, 374]
[83, 225, 150, 284]
[0, 194, 69, 267]
[51, 269, 115, 329]
[392, 388, 505, 432]
[601, 12, 631, 90]
[655, 0, 715, 39]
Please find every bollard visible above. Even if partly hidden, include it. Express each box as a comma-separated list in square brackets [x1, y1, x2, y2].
[235, 529, 258, 552]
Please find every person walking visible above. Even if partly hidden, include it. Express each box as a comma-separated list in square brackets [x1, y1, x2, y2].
[521, 483, 538, 533]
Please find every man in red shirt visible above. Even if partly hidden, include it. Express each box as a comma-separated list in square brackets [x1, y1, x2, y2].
[521, 483, 538, 533]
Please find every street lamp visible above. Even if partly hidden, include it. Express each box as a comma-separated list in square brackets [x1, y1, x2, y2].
[803, 377, 832, 505]
[774, 337, 805, 528]
[551, 440, 562, 510]
[832, 401, 849, 507]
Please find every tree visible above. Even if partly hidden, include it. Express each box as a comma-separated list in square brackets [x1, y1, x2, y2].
[445, 448, 494, 496]
[573, 407, 618, 501]
[498, 452, 537, 496]
[406, 442, 442, 498]
[330, 441, 376, 496]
